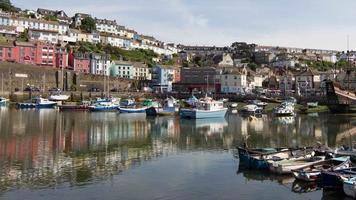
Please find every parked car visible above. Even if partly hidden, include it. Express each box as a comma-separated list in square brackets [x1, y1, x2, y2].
[24, 87, 40, 92]
[88, 88, 101, 92]
[48, 87, 61, 92]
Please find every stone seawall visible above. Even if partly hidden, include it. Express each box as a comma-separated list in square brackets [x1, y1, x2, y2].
[0, 62, 133, 94]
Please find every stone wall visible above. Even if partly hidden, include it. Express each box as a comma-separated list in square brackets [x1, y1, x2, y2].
[0, 62, 133, 93]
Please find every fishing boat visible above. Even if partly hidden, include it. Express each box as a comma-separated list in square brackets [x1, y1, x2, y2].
[88, 102, 119, 112]
[321, 167, 356, 190]
[237, 147, 307, 170]
[48, 94, 70, 101]
[291, 157, 352, 182]
[185, 95, 199, 106]
[180, 96, 227, 119]
[146, 98, 178, 116]
[240, 104, 263, 115]
[0, 97, 9, 106]
[343, 176, 356, 198]
[273, 102, 295, 116]
[268, 156, 325, 175]
[17, 97, 57, 109]
[120, 98, 136, 108]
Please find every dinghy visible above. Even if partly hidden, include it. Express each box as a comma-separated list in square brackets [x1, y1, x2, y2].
[292, 157, 352, 182]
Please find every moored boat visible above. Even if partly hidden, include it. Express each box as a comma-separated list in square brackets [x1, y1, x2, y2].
[180, 97, 227, 119]
[0, 97, 9, 106]
[321, 167, 356, 190]
[343, 176, 356, 198]
[273, 102, 295, 116]
[49, 94, 70, 101]
[240, 104, 263, 115]
[237, 147, 307, 170]
[268, 156, 324, 175]
[292, 157, 352, 182]
[119, 106, 147, 113]
[17, 97, 57, 109]
[88, 102, 119, 112]
[146, 97, 178, 116]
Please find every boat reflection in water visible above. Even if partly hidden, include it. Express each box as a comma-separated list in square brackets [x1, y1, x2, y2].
[0, 110, 355, 199]
[292, 180, 321, 194]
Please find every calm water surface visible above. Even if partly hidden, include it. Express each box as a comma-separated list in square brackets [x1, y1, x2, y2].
[0, 108, 355, 200]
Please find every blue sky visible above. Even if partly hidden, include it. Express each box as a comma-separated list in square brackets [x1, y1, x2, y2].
[12, 0, 356, 50]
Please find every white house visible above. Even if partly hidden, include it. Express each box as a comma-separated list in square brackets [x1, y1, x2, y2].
[218, 53, 234, 67]
[110, 61, 134, 79]
[28, 29, 59, 44]
[73, 13, 91, 28]
[89, 54, 111, 76]
[216, 71, 247, 93]
[95, 18, 118, 35]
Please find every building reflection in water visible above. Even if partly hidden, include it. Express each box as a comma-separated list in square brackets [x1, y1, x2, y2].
[0, 110, 354, 192]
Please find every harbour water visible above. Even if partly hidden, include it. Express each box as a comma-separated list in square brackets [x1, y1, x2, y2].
[0, 108, 355, 200]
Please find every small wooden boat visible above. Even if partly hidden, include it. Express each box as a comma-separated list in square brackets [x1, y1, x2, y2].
[268, 156, 324, 175]
[292, 157, 352, 182]
[343, 176, 356, 198]
[237, 147, 310, 170]
[321, 167, 356, 190]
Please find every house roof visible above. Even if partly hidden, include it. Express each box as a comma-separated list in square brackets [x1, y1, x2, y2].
[15, 41, 35, 47]
[29, 28, 59, 34]
[295, 69, 316, 76]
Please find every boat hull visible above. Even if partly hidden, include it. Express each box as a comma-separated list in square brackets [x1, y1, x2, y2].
[180, 108, 227, 119]
[146, 107, 176, 116]
[59, 105, 89, 111]
[344, 180, 356, 198]
[89, 106, 119, 112]
[119, 107, 147, 113]
[17, 102, 56, 109]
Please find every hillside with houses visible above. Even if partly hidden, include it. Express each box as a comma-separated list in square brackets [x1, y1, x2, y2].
[0, 0, 354, 94]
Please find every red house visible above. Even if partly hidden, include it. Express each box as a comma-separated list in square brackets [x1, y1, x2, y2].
[68, 52, 90, 73]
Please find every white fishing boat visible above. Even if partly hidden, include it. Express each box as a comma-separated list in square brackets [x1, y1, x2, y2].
[230, 103, 238, 108]
[180, 96, 227, 119]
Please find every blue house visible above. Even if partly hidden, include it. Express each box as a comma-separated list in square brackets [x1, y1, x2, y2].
[151, 65, 175, 93]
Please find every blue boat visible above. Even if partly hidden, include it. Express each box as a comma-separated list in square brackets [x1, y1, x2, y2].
[17, 98, 57, 109]
[237, 147, 298, 170]
[321, 167, 356, 190]
[180, 97, 227, 119]
[88, 102, 119, 112]
[119, 107, 147, 113]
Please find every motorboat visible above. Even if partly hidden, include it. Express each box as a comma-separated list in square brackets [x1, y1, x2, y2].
[146, 97, 179, 116]
[240, 104, 263, 115]
[17, 97, 57, 109]
[180, 96, 227, 119]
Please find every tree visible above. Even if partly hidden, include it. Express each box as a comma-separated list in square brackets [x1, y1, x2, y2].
[80, 17, 96, 33]
[0, 0, 16, 12]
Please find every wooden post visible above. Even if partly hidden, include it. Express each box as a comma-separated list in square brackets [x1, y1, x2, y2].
[1, 72, 3, 95]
